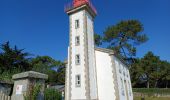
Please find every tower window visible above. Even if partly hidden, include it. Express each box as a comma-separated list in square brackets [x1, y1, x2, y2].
[75, 20, 79, 28]
[75, 36, 80, 46]
[75, 54, 80, 65]
[75, 75, 81, 87]
[120, 78, 125, 96]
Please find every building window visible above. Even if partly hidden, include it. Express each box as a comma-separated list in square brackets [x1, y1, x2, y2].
[128, 82, 131, 96]
[75, 75, 81, 87]
[75, 54, 80, 65]
[75, 20, 79, 28]
[120, 78, 125, 96]
[119, 64, 122, 73]
[75, 36, 80, 46]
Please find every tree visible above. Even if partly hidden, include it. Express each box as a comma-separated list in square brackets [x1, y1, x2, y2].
[31, 56, 65, 84]
[0, 42, 31, 81]
[130, 58, 144, 87]
[138, 51, 160, 88]
[0, 42, 31, 73]
[161, 61, 170, 88]
[103, 20, 148, 62]
[94, 33, 102, 46]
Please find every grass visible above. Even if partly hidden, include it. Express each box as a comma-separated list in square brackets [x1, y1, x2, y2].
[133, 88, 170, 95]
[134, 96, 170, 100]
[133, 88, 170, 100]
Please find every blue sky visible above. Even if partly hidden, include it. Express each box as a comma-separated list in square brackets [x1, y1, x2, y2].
[0, 0, 170, 61]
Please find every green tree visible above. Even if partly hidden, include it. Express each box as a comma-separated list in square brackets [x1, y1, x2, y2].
[44, 88, 62, 100]
[103, 20, 148, 62]
[0, 42, 31, 81]
[139, 51, 160, 88]
[94, 33, 102, 46]
[130, 58, 144, 87]
[31, 56, 65, 84]
[161, 61, 170, 88]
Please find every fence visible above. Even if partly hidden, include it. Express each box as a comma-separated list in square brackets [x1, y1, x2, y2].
[0, 92, 11, 100]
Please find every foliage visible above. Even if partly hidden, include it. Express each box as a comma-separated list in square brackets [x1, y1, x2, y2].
[130, 51, 170, 88]
[0, 42, 31, 81]
[94, 33, 102, 46]
[24, 84, 41, 100]
[44, 88, 62, 100]
[0, 68, 21, 82]
[95, 20, 148, 63]
[31, 56, 65, 84]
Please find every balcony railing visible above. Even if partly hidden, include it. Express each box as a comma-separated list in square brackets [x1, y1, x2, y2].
[64, 1, 97, 15]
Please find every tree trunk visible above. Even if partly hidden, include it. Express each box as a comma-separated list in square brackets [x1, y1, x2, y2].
[147, 81, 150, 88]
[166, 80, 168, 88]
[155, 80, 158, 88]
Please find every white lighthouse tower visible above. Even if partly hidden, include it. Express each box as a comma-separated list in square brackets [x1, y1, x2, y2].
[65, 0, 98, 100]
[65, 0, 133, 100]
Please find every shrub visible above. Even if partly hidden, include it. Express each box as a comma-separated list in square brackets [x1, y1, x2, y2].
[44, 88, 62, 100]
[24, 84, 41, 100]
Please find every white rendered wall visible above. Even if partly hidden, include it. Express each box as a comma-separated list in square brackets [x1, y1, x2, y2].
[86, 11, 98, 99]
[69, 10, 86, 99]
[114, 56, 133, 100]
[65, 47, 70, 100]
[95, 50, 116, 100]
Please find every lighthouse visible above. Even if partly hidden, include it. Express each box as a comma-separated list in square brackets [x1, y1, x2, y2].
[65, 0, 98, 100]
[65, 0, 133, 100]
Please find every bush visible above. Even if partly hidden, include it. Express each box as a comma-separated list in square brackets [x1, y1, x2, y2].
[24, 84, 41, 100]
[44, 88, 62, 100]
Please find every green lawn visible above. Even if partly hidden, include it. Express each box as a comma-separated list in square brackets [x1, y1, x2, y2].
[134, 96, 170, 100]
[133, 88, 170, 100]
[133, 88, 170, 95]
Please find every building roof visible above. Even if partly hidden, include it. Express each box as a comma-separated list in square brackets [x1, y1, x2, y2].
[95, 47, 130, 68]
[65, 2, 97, 18]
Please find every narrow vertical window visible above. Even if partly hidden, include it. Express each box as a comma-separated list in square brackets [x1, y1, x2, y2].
[75, 36, 80, 46]
[128, 82, 131, 96]
[75, 54, 80, 65]
[75, 20, 79, 28]
[121, 78, 125, 95]
[76, 75, 81, 87]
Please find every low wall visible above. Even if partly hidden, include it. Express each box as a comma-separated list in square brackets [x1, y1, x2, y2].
[0, 81, 13, 95]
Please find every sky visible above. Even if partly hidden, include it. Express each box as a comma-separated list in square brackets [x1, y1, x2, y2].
[0, 0, 170, 62]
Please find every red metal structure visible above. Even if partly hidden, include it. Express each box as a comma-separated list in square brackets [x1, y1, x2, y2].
[65, 0, 97, 15]
[73, 0, 89, 8]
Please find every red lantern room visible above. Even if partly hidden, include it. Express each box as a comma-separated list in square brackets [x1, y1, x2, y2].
[73, 0, 89, 8]
[65, 0, 97, 15]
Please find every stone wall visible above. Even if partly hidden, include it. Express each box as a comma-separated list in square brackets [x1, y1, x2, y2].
[0, 81, 13, 95]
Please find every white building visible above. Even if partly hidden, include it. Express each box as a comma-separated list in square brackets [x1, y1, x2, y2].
[64, 0, 133, 100]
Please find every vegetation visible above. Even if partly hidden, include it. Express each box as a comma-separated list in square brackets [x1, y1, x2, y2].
[130, 52, 170, 88]
[94, 33, 102, 46]
[133, 88, 170, 95]
[31, 56, 65, 84]
[94, 19, 170, 88]
[95, 20, 148, 63]
[0, 42, 31, 82]
[134, 97, 170, 100]
[44, 88, 62, 100]
[24, 84, 41, 100]
[0, 42, 65, 84]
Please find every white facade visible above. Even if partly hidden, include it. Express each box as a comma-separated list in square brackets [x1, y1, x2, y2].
[65, 3, 133, 100]
[95, 48, 133, 100]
